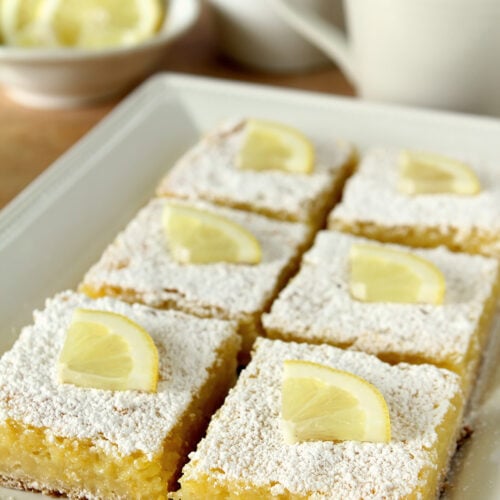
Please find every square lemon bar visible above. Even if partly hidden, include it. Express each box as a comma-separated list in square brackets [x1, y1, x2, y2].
[178, 338, 464, 499]
[80, 198, 312, 357]
[0, 291, 240, 499]
[328, 148, 500, 258]
[156, 118, 356, 228]
[263, 231, 499, 394]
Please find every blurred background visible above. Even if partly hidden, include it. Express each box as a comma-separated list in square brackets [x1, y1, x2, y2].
[2, 0, 499, 210]
[0, 1, 353, 210]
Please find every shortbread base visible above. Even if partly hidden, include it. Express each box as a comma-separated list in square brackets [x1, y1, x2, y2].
[328, 219, 500, 260]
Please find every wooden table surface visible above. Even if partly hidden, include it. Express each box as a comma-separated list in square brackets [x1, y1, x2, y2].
[0, 6, 354, 210]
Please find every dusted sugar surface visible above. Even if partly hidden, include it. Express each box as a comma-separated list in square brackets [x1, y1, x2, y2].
[81, 198, 311, 318]
[329, 149, 500, 239]
[0, 291, 237, 459]
[181, 338, 462, 498]
[157, 119, 354, 222]
[263, 231, 498, 371]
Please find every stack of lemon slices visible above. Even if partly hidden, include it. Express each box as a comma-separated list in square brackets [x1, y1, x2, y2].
[0, 0, 164, 48]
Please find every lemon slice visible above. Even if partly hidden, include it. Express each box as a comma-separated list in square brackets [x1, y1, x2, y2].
[163, 202, 262, 265]
[349, 243, 445, 304]
[0, 0, 53, 46]
[398, 150, 481, 195]
[236, 119, 315, 174]
[58, 309, 159, 392]
[281, 360, 391, 444]
[46, 0, 163, 48]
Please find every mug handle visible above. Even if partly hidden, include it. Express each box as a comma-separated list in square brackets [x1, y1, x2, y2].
[269, 0, 357, 85]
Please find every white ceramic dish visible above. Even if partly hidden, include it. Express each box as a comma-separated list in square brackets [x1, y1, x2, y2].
[0, 74, 499, 499]
[0, 0, 200, 108]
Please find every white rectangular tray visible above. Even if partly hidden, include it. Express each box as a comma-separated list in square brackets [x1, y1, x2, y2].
[0, 73, 499, 499]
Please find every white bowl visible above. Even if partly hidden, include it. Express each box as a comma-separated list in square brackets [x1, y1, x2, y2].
[0, 0, 200, 108]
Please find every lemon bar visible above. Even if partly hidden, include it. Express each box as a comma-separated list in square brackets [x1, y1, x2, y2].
[80, 198, 312, 358]
[329, 148, 500, 258]
[178, 338, 464, 499]
[263, 231, 499, 395]
[156, 119, 356, 228]
[0, 291, 240, 499]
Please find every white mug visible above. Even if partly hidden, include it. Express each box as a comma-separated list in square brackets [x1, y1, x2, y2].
[271, 0, 500, 114]
[206, 0, 344, 73]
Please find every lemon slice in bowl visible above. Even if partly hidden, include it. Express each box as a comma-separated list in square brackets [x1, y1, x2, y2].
[58, 309, 159, 392]
[163, 202, 262, 265]
[349, 243, 445, 305]
[236, 119, 315, 174]
[398, 150, 481, 195]
[46, 0, 164, 48]
[0, 0, 53, 46]
[281, 360, 391, 444]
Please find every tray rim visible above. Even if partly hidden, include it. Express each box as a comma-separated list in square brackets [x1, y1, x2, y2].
[3, 72, 500, 242]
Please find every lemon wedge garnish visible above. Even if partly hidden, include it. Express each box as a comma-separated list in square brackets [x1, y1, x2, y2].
[236, 119, 315, 174]
[163, 202, 262, 265]
[349, 243, 445, 305]
[398, 150, 481, 195]
[58, 309, 159, 392]
[281, 360, 391, 444]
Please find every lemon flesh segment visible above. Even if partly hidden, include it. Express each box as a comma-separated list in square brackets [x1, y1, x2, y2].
[0, 0, 53, 46]
[281, 360, 391, 444]
[236, 119, 315, 174]
[398, 150, 481, 195]
[163, 202, 262, 265]
[349, 244, 445, 305]
[49, 0, 163, 48]
[58, 309, 159, 392]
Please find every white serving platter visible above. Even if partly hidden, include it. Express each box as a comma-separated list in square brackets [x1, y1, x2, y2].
[0, 73, 499, 499]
